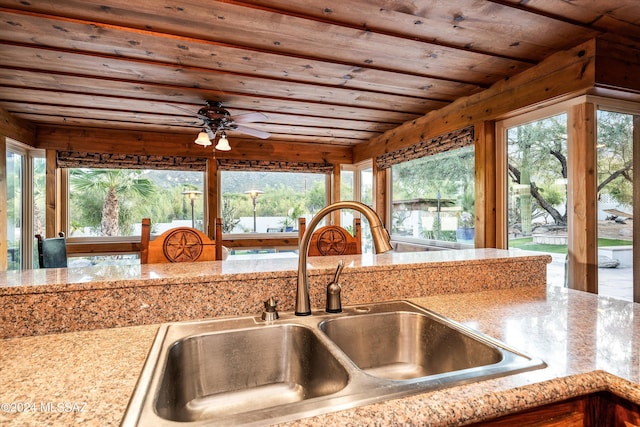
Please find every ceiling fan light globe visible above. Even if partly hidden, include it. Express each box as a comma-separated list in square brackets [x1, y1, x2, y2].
[194, 131, 212, 146]
[215, 134, 231, 151]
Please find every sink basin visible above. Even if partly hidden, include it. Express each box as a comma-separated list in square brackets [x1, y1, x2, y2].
[123, 301, 546, 426]
[156, 324, 349, 422]
[320, 311, 503, 380]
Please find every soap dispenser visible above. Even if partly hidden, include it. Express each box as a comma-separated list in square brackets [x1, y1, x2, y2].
[326, 259, 344, 313]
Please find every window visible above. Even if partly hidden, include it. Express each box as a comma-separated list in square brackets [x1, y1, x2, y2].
[596, 108, 636, 301]
[504, 113, 568, 286]
[31, 155, 46, 266]
[360, 166, 373, 207]
[340, 168, 354, 202]
[6, 148, 23, 270]
[390, 146, 475, 246]
[340, 161, 374, 252]
[220, 170, 327, 234]
[67, 168, 205, 237]
[5, 142, 43, 270]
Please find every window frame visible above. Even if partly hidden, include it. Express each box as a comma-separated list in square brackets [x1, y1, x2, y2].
[496, 100, 576, 249]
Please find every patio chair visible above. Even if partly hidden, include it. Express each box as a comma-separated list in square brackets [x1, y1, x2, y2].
[35, 232, 68, 268]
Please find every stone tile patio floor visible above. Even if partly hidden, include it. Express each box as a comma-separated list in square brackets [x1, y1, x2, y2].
[545, 252, 634, 302]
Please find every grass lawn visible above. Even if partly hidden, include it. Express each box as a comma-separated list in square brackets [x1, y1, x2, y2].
[508, 237, 632, 254]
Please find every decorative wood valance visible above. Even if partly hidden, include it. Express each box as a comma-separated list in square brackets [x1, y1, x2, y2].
[56, 151, 208, 171]
[217, 159, 334, 174]
[375, 126, 474, 170]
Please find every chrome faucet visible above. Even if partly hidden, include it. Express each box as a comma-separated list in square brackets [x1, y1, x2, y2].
[295, 201, 393, 316]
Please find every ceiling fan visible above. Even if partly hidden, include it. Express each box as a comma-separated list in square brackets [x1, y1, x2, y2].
[176, 101, 270, 151]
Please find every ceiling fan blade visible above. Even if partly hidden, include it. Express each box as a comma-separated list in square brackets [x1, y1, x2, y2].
[234, 125, 271, 139]
[233, 112, 268, 124]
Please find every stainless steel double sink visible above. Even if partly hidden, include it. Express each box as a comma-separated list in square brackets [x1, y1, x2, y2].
[122, 300, 546, 426]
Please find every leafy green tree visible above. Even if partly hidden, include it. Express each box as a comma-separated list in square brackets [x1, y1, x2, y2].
[507, 115, 567, 231]
[221, 198, 241, 233]
[393, 147, 474, 203]
[597, 111, 633, 205]
[306, 180, 327, 213]
[70, 169, 155, 236]
[508, 111, 633, 231]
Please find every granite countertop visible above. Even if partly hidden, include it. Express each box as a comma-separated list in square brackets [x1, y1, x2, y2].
[1, 285, 639, 426]
[1, 248, 548, 294]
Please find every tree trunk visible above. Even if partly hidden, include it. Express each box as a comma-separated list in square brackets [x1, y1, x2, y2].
[101, 187, 119, 236]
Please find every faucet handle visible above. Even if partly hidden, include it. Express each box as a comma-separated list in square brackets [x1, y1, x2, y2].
[326, 260, 344, 313]
[332, 259, 345, 283]
[261, 296, 279, 321]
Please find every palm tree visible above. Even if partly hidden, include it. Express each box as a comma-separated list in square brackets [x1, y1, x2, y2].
[70, 169, 155, 236]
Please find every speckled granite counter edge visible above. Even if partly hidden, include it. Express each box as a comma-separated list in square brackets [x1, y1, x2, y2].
[1, 250, 551, 296]
[1, 253, 550, 338]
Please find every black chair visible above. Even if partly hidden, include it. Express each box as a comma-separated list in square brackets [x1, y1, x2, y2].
[35, 232, 68, 268]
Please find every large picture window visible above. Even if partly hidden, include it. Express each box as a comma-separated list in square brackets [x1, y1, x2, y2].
[68, 168, 205, 237]
[220, 170, 327, 234]
[390, 145, 475, 246]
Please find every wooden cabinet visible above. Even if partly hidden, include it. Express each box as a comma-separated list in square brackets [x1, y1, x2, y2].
[471, 391, 640, 427]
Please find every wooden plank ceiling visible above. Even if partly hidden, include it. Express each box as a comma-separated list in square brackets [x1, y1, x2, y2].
[0, 0, 639, 150]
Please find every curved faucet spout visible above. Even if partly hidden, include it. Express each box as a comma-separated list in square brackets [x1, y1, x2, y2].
[295, 201, 393, 316]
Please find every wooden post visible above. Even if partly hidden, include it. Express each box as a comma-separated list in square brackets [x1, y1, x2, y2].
[207, 158, 218, 240]
[0, 136, 6, 270]
[567, 102, 598, 293]
[633, 115, 640, 303]
[45, 150, 63, 238]
[373, 161, 387, 227]
[474, 121, 497, 249]
[215, 217, 223, 261]
[331, 164, 340, 225]
[140, 218, 150, 264]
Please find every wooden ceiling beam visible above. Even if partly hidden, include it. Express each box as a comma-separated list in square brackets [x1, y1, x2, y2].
[0, 102, 399, 133]
[35, 125, 353, 164]
[594, 36, 640, 95]
[354, 38, 599, 162]
[21, 112, 374, 144]
[0, 85, 415, 125]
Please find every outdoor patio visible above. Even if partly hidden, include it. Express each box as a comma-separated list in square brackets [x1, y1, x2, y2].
[546, 252, 634, 302]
